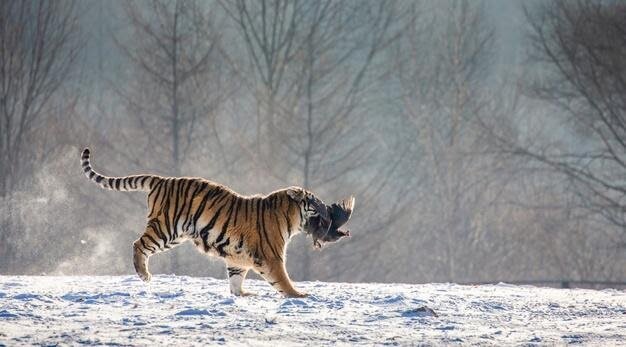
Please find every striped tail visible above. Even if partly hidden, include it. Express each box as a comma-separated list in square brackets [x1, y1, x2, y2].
[81, 148, 159, 192]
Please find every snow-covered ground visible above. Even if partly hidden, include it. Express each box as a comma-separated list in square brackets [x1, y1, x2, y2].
[0, 276, 624, 346]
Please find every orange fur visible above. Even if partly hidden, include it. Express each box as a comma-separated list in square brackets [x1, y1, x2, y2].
[82, 148, 316, 297]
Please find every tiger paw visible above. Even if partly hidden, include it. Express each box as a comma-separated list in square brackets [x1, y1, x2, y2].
[285, 291, 308, 298]
[231, 290, 256, 297]
[137, 272, 152, 283]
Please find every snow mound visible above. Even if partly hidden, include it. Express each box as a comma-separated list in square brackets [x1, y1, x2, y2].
[0, 275, 624, 345]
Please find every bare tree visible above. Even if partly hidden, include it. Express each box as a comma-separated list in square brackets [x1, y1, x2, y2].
[0, 0, 80, 196]
[219, 0, 310, 186]
[278, 1, 398, 189]
[495, 0, 626, 235]
[394, 0, 510, 282]
[224, 0, 401, 280]
[465, 0, 626, 284]
[0, 0, 81, 273]
[114, 0, 230, 175]
[113, 0, 229, 272]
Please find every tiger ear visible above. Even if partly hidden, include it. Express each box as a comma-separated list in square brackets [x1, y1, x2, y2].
[286, 187, 305, 202]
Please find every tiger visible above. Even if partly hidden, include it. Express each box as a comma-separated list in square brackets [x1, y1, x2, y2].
[80, 148, 332, 298]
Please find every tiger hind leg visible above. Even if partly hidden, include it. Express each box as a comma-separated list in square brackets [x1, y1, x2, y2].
[226, 265, 254, 296]
[133, 239, 152, 282]
[133, 220, 184, 282]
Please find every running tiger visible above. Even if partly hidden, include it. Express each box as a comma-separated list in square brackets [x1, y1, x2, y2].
[80, 148, 354, 297]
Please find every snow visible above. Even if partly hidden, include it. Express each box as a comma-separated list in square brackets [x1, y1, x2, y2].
[0, 276, 625, 345]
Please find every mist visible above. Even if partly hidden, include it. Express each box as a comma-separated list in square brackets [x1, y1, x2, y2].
[1, 0, 625, 289]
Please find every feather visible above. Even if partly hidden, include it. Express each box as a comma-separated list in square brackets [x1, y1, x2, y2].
[308, 196, 355, 248]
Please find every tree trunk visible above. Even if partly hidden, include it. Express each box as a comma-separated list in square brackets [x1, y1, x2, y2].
[169, 1, 181, 273]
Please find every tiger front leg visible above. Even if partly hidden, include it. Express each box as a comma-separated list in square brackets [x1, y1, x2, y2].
[257, 260, 307, 298]
[226, 265, 254, 296]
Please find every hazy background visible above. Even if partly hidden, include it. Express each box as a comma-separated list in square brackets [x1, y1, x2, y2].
[1, 0, 625, 288]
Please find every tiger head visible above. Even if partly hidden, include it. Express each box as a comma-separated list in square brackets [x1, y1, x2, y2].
[285, 187, 330, 224]
[286, 187, 353, 248]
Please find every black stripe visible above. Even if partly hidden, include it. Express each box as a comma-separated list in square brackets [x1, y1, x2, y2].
[216, 237, 230, 257]
[283, 211, 292, 237]
[89, 171, 95, 179]
[182, 182, 205, 232]
[259, 198, 281, 261]
[214, 198, 236, 257]
[215, 198, 236, 244]
[170, 179, 185, 238]
[140, 238, 156, 253]
[136, 246, 149, 257]
[83, 166, 90, 172]
[162, 180, 173, 241]
[261, 200, 281, 261]
[207, 190, 229, 211]
[274, 211, 284, 244]
[148, 179, 165, 200]
[199, 204, 225, 246]
[144, 234, 161, 249]
[95, 175, 103, 183]
[150, 219, 168, 245]
[115, 178, 121, 190]
[174, 179, 190, 235]
[182, 182, 206, 232]
[108, 178, 114, 188]
[255, 199, 267, 259]
[198, 191, 230, 233]
[150, 179, 168, 217]
[251, 248, 263, 267]
[190, 186, 218, 234]
[157, 224, 169, 245]
[140, 176, 149, 189]
[227, 267, 244, 277]
[232, 198, 243, 227]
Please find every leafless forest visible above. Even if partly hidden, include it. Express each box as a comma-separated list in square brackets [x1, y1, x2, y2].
[1, 0, 624, 287]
